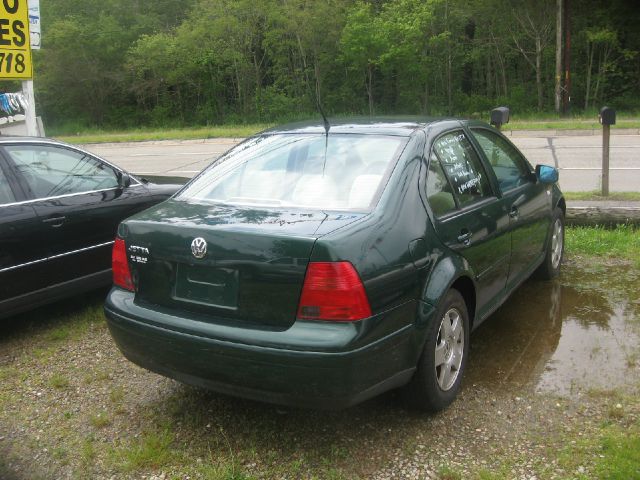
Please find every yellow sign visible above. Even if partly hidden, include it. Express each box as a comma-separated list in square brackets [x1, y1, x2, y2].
[0, 0, 32, 79]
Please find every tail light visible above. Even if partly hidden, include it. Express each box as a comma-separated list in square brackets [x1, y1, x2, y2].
[297, 262, 372, 321]
[112, 238, 134, 291]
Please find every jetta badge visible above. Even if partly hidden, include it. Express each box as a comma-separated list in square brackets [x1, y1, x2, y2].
[191, 237, 207, 259]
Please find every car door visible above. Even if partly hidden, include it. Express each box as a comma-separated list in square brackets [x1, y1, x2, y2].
[424, 128, 511, 321]
[1, 143, 142, 287]
[467, 127, 550, 289]
[0, 156, 52, 314]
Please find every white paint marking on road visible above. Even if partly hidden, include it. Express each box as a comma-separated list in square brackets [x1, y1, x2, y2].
[134, 170, 201, 174]
[521, 145, 640, 150]
[129, 152, 219, 157]
[559, 167, 640, 170]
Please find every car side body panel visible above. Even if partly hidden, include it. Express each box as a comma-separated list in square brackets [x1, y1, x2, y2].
[0, 138, 180, 319]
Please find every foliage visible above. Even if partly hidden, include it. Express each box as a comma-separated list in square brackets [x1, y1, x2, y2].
[30, 0, 640, 129]
[566, 225, 640, 265]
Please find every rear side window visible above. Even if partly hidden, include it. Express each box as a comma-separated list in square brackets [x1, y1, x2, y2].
[177, 134, 407, 210]
[470, 128, 532, 192]
[426, 153, 456, 217]
[432, 131, 492, 207]
[4, 145, 119, 199]
[0, 165, 15, 204]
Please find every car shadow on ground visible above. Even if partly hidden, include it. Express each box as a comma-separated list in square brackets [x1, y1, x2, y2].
[0, 288, 110, 341]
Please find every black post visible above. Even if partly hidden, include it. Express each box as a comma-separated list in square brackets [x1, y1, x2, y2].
[602, 124, 610, 196]
[599, 107, 616, 196]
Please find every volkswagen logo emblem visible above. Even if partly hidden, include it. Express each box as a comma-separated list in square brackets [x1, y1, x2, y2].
[191, 237, 207, 259]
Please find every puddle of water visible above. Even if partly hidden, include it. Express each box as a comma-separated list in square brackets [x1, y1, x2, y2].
[468, 262, 640, 396]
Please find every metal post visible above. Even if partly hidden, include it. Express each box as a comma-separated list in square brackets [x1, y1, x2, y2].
[602, 124, 610, 196]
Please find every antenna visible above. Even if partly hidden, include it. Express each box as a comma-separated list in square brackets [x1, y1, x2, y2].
[316, 97, 330, 136]
[316, 97, 330, 175]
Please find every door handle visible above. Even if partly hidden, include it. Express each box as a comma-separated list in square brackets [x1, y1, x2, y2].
[509, 206, 519, 219]
[42, 216, 66, 228]
[457, 230, 472, 245]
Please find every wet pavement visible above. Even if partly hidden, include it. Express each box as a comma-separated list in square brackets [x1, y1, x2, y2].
[468, 260, 640, 396]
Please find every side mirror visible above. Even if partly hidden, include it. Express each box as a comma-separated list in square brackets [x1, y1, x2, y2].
[118, 172, 132, 188]
[536, 165, 559, 184]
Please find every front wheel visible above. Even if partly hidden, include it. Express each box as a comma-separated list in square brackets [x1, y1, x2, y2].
[535, 207, 565, 280]
[403, 289, 470, 412]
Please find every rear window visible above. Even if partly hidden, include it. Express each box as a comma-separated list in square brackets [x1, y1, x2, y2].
[177, 134, 407, 210]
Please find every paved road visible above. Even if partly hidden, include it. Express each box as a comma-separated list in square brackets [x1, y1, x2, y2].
[81, 132, 640, 192]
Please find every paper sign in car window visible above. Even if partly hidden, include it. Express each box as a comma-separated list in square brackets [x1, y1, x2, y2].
[0, 0, 32, 79]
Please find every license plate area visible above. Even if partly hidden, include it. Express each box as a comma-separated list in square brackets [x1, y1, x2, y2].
[173, 264, 239, 310]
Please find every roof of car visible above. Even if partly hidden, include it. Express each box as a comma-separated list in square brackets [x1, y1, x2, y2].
[0, 136, 69, 146]
[262, 117, 468, 136]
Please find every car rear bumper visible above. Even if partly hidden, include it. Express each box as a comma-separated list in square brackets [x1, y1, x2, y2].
[104, 288, 428, 409]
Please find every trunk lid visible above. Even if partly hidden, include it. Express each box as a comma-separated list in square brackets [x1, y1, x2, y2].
[122, 200, 364, 330]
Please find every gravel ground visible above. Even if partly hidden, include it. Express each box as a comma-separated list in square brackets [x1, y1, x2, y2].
[1, 259, 638, 480]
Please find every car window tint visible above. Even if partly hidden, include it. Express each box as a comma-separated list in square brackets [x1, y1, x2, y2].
[433, 131, 491, 207]
[426, 152, 457, 217]
[178, 134, 407, 210]
[4, 145, 119, 199]
[0, 166, 16, 204]
[470, 128, 532, 192]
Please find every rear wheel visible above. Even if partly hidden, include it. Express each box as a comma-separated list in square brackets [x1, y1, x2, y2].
[535, 207, 564, 280]
[404, 289, 470, 412]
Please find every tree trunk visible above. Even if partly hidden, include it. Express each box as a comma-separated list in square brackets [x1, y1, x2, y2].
[555, 0, 563, 113]
[536, 36, 543, 110]
[584, 45, 594, 109]
[486, 53, 493, 98]
[423, 78, 429, 115]
[593, 50, 602, 105]
[314, 58, 322, 107]
[366, 63, 374, 116]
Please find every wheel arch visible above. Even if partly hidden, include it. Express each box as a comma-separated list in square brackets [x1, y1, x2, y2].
[421, 255, 478, 328]
[449, 276, 476, 329]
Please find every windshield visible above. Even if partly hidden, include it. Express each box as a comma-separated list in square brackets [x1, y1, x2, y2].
[177, 134, 408, 210]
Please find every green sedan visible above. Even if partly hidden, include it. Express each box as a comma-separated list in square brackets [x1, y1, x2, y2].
[104, 118, 564, 411]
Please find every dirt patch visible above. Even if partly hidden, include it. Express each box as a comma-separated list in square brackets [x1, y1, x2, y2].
[0, 261, 638, 479]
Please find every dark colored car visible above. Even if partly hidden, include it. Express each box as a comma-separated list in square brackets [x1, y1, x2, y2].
[0, 137, 182, 319]
[104, 119, 565, 411]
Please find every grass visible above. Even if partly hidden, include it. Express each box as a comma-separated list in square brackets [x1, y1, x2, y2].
[89, 412, 112, 429]
[595, 427, 640, 479]
[565, 225, 640, 263]
[47, 114, 640, 144]
[551, 419, 640, 480]
[108, 429, 177, 472]
[564, 191, 640, 202]
[506, 118, 640, 131]
[52, 124, 270, 145]
[48, 373, 70, 389]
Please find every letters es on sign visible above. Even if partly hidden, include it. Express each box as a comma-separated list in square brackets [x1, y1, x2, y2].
[0, 0, 33, 79]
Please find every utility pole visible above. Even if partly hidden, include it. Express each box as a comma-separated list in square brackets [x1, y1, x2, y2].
[23, 0, 41, 136]
[562, 0, 571, 115]
[22, 80, 37, 136]
[554, 0, 562, 114]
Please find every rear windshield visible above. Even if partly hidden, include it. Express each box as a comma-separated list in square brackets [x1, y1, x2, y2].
[176, 134, 408, 210]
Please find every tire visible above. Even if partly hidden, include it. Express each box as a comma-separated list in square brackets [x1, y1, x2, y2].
[403, 289, 470, 412]
[534, 207, 565, 280]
